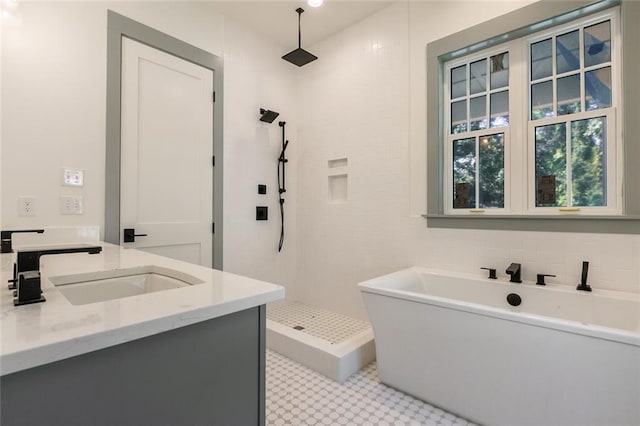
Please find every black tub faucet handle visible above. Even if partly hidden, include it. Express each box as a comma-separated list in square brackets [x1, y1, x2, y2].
[536, 273, 556, 286]
[480, 267, 497, 279]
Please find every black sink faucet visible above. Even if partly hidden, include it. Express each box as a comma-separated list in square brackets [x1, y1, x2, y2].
[506, 263, 522, 283]
[15, 245, 103, 275]
[1, 229, 45, 253]
[13, 245, 102, 306]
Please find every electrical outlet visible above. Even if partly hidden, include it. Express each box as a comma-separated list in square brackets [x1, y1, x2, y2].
[60, 195, 84, 215]
[18, 197, 36, 217]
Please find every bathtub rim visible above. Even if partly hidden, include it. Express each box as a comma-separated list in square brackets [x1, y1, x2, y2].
[359, 267, 640, 347]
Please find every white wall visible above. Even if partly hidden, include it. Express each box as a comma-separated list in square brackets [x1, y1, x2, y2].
[296, 1, 640, 321]
[0, 2, 299, 298]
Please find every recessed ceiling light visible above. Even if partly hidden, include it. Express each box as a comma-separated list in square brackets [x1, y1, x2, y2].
[308, 0, 323, 8]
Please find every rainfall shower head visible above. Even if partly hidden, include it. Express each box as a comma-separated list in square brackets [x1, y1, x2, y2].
[282, 48, 318, 68]
[259, 108, 280, 123]
[282, 8, 318, 67]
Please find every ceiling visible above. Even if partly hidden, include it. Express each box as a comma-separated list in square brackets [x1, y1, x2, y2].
[210, 1, 395, 50]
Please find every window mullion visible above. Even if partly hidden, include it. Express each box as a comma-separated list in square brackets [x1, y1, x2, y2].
[486, 59, 490, 129]
[466, 65, 471, 131]
[475, 136, 480, 209]
[565, 120, 572, 207]
[551, 35, 558, 117]
[579, 28, 586, 113]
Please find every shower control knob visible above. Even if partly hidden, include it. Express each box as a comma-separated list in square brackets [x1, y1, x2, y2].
[506, 293, 522, 307]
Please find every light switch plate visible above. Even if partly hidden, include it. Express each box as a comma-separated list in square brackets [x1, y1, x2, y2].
[62, 168, 84, 187]
[60, 195, 84, 215]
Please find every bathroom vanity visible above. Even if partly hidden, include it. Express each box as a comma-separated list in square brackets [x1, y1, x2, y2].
[0, 242, 284, 426]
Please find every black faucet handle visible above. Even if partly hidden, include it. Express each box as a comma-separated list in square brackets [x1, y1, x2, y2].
[480, 267, 497, 279]
[1, 229, 45, 253]
[14, 271, 45, 306]
[536, 273, 556, 286]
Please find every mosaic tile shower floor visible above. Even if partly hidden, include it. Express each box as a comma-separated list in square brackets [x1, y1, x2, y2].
[266, 350, 476, 426]
[267, 302, 371, 344]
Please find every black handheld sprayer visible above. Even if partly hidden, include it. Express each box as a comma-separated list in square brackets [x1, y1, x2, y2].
[278, 121, 289, 252]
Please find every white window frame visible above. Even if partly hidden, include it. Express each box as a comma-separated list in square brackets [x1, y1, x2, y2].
[525, 8, 622, 215]
[443, 44, 519, 215]
[442, 7, 622, 217]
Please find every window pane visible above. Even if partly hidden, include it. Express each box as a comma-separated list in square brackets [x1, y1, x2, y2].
[557, 74, 581, 115]
[479, 133, 504, 208]
[556, 30, 580, 74]
[451, 100, 467, 134]
[490, 91, 509, 128]
[453, 138, 476, 209]
[470, 96, 487, 131]
[531, 39, 552, 80]
[451, 65, 467, 99]
[470, 59, 487, 95]
[571, 117, 606, 207]
[490, 53, 509, 89]
[585, 67, 612, 110]
[535, 123, 567, 207]
[531, 81, 553, 120]
[584, 20, 611, 68]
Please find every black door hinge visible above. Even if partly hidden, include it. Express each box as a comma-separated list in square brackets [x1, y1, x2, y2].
[212, 223, 215, 234]
[212, 156, 215, 166]
[212, 91, 216, 102]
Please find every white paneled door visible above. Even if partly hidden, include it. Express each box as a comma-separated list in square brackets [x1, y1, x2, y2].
[120, 37, 213, 267]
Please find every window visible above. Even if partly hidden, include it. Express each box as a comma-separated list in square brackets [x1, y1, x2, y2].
[442, 8, 621, 216]
[445, 49, 511, 213]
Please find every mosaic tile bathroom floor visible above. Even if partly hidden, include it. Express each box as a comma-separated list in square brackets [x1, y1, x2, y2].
[266, 350, 476, 426]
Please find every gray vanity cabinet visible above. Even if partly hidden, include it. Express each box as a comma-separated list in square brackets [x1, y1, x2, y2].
[1, 306, 266, 426]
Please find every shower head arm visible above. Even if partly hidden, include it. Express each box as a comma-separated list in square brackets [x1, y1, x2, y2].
[296, 8, 304, 49]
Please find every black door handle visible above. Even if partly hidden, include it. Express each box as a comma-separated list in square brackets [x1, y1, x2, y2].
[123, 228, 148, 243]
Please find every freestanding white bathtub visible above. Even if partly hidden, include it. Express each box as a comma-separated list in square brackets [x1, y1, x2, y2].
[359, 267, 640, 426]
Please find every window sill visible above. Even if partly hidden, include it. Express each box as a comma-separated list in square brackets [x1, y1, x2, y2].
[424, 214, 640, 234]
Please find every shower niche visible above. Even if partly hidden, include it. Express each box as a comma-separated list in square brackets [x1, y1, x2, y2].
[328, 157, 348, 204]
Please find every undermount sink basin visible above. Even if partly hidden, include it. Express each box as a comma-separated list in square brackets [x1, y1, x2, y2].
[49, 266, 204, 305]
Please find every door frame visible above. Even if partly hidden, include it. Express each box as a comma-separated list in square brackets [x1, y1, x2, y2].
[105, 10, 223, 270]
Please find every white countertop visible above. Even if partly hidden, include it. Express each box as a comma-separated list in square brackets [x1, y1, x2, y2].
[0, 242, 284, 376]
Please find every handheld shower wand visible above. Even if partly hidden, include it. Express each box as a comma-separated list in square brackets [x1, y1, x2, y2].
[278, 121, 289, 252]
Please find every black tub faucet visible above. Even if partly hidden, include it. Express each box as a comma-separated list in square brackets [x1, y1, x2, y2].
[1, 229, 45, 253]
[506, 263, 522, 283]
[13, 245, 102, 306]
